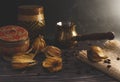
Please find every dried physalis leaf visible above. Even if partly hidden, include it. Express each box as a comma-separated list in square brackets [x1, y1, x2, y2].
[12, 53, 37, 69]
[42, 57, 62, 72]
[104, 40, 120, 51]
[13, 53, 36, 60]
[41, 46, 62, 58]
[87, 46, 108, 62]
[32, 35, 46, 52]
[12, 60, 37, 69]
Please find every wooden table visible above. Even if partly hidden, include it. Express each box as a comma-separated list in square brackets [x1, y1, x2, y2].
[0, 41, 119, 82]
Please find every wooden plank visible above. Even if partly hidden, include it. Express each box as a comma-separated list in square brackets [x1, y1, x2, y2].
[76, 40, 120, 81]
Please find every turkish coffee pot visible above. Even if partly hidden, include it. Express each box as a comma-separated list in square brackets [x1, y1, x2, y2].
[55, 21, 114, 48]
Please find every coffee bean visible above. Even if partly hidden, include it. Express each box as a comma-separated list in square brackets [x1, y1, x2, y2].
[104, 59, 111, 64]
[107, 65, 111, 69]
[117, 57, 120, 60]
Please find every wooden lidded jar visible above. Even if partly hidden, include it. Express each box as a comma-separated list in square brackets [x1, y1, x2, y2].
[0, 25, 29, 61]
[17, 5, 45, 43]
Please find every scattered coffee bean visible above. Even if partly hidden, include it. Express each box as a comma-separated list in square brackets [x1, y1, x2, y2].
[107, 59, 111, 62]
[104, 59, 111, 64]
[107, 65, 111, 69]
[117, 57, 120, 60]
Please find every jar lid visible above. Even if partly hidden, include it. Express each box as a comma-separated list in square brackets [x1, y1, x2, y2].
[0, 25, 28, 42]
[18, 5, 44, 15]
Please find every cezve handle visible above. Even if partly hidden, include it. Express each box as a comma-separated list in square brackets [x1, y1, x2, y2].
[72, 32, 115, 41]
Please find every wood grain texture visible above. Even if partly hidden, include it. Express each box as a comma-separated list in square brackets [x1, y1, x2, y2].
[76, 40, 120, 81]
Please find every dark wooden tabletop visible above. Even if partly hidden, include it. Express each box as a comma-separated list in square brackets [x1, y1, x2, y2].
[0, 41, 119, 82]
[0, 0, 120, 82]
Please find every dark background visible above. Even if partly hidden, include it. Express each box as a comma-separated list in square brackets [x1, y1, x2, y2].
[0, 0, 120, 39]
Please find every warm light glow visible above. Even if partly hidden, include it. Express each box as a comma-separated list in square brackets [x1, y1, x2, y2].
[110, 0, 120, 18]
[57, 22, 62, 26]
[72, 31, 77, 36]
[38, 14, 44, 21]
